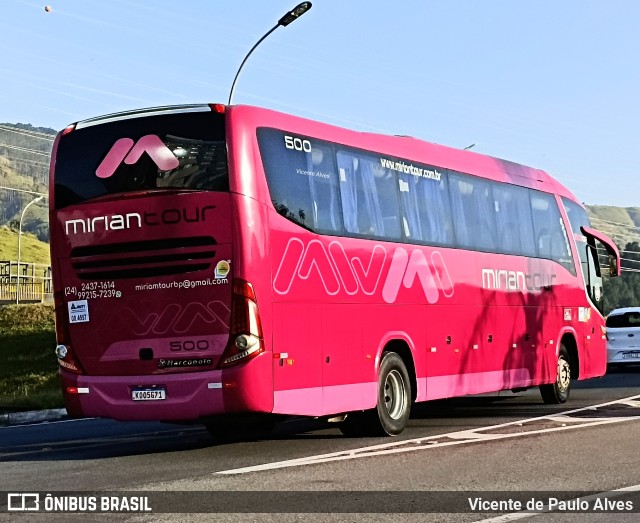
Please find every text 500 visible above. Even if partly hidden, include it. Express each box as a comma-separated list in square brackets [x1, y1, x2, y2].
[169, 340, 209, 351]
[284, 135, 311, 152]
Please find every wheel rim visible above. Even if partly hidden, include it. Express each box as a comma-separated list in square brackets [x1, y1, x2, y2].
[383, 369, 407, 420]
[557, 357, 571, 392]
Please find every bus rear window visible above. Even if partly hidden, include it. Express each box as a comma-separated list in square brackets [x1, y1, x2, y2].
[54, 110, 228, 209]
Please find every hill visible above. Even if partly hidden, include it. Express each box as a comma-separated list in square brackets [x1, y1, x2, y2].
[0, 226, 50, 266]
[0, 123, 55, 243]
[585, 205, 640, 251]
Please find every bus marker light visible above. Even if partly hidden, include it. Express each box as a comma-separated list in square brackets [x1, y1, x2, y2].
[472, 344, 479, 350]
[209, 104, 226, 113]
[208, 383, 223, 389]
[61, 123, 76, 136]
[66, 387, 89, 394]
[223, 381, 237, 389]
[286, 359, 295, 366]
[58, 359, 80, 372]
[429, 347, 437, 353]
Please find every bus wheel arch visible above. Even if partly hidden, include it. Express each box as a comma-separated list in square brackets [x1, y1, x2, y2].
[560, 333, 579, 380]
[382, 340, 417, 403]
[341, 340, 415, 437]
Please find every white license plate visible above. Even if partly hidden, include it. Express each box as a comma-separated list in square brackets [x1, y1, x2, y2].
[132, 388, 166, 401]
[622, 352, 640, 359]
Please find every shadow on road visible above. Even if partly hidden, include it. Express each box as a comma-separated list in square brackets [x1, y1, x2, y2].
[3, 368, 640, 463]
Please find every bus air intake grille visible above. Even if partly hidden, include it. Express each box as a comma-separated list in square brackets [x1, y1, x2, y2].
[70, 236, 217, 280]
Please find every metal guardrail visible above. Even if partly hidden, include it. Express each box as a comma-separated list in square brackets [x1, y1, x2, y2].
[0, 260, 52, 304]
[0, 282, 53, 303]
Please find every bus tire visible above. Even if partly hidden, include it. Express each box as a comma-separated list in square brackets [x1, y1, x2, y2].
[375, 351, 412, 435]
[341, 352, 411, 437]
[539, 345, 571, 404]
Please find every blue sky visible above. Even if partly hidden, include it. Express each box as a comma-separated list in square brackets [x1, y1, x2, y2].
[2, 0, 639, 207]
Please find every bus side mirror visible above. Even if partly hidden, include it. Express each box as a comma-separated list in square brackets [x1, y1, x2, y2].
[580, 226, 621, 277]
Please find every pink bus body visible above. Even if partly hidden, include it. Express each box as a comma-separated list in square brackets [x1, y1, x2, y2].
[49, 104, 620, 436]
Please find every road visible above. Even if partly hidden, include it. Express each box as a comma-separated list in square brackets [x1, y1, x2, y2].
[2, 366, 640, 522]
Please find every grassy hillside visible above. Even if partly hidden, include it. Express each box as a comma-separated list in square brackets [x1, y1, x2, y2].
[0, 225, 50, 265]
[585, 205, 640, 250]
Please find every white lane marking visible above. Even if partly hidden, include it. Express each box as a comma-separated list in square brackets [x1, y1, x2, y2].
[473, 484, 640, 522]
[0, 418, 94, 429]
[216, 393, 640, 475]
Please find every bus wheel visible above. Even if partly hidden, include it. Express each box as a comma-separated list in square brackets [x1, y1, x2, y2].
[539, 345, 571, 404]
[341, 352, 411, 437]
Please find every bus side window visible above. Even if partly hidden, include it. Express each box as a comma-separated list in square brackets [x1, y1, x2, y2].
[337, 151, 401, 240]
[306, 144, 342, 233]
[531, 191, 575, 272]
[449, 173, 497, 251]
[398, 168, 453, 246]
[493, 183, 536, 256]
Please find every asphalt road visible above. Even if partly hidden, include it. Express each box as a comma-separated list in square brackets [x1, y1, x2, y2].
[2, 366, 640, 522]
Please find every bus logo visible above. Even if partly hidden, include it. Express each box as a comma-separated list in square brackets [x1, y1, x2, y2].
[96, 135, 180, 179]
[274, 238, 454, 304]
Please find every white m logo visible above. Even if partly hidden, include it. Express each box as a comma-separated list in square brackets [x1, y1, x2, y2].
[96, 135, 180, 179]
[273, 238, 454, 304]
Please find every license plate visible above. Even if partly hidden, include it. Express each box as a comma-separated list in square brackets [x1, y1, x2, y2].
[132, 388, 166, 401]
[622, 352, 640, 359]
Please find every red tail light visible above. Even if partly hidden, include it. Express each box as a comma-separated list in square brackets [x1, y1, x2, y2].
[53, 291, 84, 374]
[209, 103, 226, 114]
[61, 123, 76, 136]
[218, 280, 264, 368]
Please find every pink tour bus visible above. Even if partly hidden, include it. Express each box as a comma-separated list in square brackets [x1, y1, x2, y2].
[49, 103, 620, 438]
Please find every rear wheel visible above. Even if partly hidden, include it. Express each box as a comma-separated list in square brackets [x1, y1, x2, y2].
[540, 345, 571, 404]
[340, 352, 412, 437]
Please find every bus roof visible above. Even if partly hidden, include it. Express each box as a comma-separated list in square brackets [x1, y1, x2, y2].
[228, 104, 580, 204]
[67, 102, 580, 204]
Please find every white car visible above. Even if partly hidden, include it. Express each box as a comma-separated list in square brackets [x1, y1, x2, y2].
[606, 307, 640, 367]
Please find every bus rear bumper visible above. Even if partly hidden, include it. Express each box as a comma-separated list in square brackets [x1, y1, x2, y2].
[60, 362, 273, 421]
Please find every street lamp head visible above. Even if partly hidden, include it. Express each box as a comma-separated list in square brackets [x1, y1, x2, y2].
[278, 2, 312, 27]
[228, 2, 313, 105]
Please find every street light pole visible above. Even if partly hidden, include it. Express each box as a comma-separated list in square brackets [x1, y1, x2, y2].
[16, 195, 44, 304]
[227, 2, 312, 105]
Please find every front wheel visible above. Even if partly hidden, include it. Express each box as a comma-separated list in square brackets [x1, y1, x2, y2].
[539, 345, 571, 404]
[340, 351, 412, 437]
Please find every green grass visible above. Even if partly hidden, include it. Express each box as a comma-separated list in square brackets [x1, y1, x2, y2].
[0, 303, 62, 414]
[0, 225, 51, 265]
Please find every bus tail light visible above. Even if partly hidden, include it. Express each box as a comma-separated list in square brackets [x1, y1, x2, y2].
[218, 280, 264, 368]
[53, 291, 84, 374]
